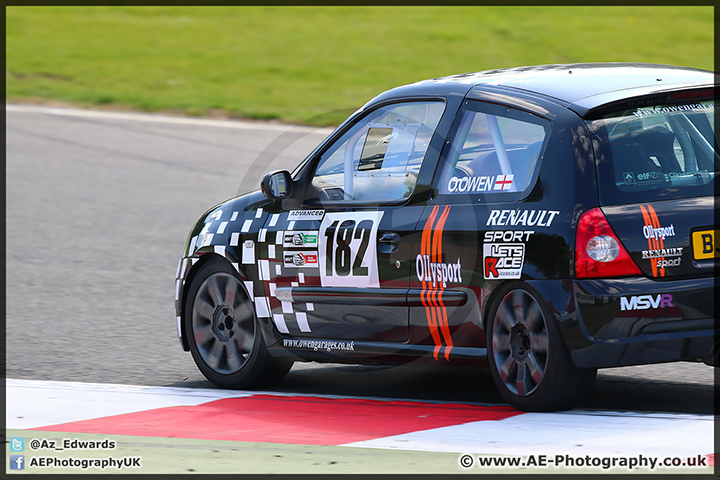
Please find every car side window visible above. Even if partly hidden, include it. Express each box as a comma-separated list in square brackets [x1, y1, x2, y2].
[437, 104, 549, 198]
[305, 101, 445, 204]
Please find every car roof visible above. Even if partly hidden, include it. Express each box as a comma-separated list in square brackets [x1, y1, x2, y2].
[394, 63, 716, 117]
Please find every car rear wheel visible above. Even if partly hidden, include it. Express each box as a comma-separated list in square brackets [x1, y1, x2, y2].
[487, 283, 596, 411]
[184, 258, 292, 388]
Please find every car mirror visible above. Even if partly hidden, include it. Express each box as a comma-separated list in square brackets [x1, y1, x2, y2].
[261, 170, 294, 199]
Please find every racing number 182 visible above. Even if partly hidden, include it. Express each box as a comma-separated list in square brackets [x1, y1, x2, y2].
[324, 219, 372, 276]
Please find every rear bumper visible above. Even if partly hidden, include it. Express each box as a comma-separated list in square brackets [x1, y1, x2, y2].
[550, 277, 715, 368]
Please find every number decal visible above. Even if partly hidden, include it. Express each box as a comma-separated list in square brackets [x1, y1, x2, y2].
[335, 220, 354, 276]
[324, 220, 338, 276]
[319, 212, 384, 287]
[352, 220, 372, 276]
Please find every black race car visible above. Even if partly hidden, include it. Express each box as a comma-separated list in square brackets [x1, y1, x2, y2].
[174, 63, 717, 411]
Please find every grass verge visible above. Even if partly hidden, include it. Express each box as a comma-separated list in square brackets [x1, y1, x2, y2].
[6, 6, 714, 126]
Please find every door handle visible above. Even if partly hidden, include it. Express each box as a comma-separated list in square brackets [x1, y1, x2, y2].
[378, 233, 400, 254]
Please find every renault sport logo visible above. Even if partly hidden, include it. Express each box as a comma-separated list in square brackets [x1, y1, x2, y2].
[620, 294, 674, 311]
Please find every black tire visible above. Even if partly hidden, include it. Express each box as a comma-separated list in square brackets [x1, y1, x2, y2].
[486, 282, 596, 411]
[184, 258, 292, 389]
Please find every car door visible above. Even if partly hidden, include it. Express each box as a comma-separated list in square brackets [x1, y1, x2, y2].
[409, 100, 555, 359]
[261, 100, 447, 342]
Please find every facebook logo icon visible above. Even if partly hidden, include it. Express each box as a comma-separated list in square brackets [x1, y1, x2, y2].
[10, 455, 25, 470]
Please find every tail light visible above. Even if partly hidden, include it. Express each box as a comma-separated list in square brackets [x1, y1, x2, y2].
[575, 208, 641, 278]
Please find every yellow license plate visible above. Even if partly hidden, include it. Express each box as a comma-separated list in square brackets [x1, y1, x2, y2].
[692, 229, 719, 260]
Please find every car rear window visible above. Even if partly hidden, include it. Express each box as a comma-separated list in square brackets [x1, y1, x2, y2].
[587, 97, 717, 206]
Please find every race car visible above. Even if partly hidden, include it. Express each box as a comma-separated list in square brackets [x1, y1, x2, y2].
[174, 63, 717, 411]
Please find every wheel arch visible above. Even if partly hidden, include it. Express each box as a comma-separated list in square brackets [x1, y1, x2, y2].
[480, 281, 520, 333]
[480, 280, 569, 333]
[481, 279, 585, 370]
[179, 251, 248, 351]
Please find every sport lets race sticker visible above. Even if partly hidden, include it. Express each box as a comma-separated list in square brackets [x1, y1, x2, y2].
[318, 211, 384, 288]
[483, 243, 525, 279]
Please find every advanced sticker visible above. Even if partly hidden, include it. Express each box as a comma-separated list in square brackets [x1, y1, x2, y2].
[288, 210, 325, 221]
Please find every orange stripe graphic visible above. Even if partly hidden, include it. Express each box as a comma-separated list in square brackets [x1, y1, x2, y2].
[420, 205, 455, 361]
[647, 204, 665, 277]
[434, 205, 454, 360]
[640, 205, 658, 277]
[421, 206, 442, 356]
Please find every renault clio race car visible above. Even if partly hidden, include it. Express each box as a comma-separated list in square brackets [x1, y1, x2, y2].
[175, 63, 717, 411]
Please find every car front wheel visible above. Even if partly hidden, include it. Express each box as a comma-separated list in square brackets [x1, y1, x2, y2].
[486, 283, 596, 411]
[184, 258, 292, 389]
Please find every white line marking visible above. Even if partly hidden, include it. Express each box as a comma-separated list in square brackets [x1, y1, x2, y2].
[241, 220, 253, 233]
[6, 104, 334, 135]
[255, 208, 263, 219]
[217, 221, 228, 234]
[269, 214, 280, 227]
[230, 211, 239, 222]
[6, 379, 254, 430]
[268, 245, 276, 258]
[344, 411, 714, 458]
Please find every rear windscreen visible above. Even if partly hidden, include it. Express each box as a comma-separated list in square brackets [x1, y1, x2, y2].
[587, 98, 717, 206]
